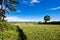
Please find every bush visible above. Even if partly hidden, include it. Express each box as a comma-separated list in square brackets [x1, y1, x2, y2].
[0, 22, 18, 40]
[0, 22, 17, 31]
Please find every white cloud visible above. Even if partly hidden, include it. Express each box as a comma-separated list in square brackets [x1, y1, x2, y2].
[30, 0, 40, 3]
[17, 10, 21, 13]
[0, 5, 5, 9]
[21, 0, 40, 6]
[47, 7, 60, 10]
[0, 5, 1, 9]
[22, 0, 27, 4]
[30, 0, 40, 6]
[5, 16, 40, 22]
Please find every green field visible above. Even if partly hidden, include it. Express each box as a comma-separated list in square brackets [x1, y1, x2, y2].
[16, 23, 60, 40]
[0, 22, 60, 40]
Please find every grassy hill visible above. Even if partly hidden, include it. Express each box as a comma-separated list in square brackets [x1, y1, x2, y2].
[16, 23, 60, 40]
[0, 22, 19, 40]
[0, 22, 60, 40]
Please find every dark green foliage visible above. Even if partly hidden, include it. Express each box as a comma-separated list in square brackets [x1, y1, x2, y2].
[9, 0, 19, 4]
[38, 21, 42, 24]
[17, 26, 27, 40]
[38, 21, 60, 24]
[0, 0, 19, 21]
[44, 15, 50, 23]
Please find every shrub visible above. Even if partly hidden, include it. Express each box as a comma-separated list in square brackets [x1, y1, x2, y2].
[0, 22, 18, 40]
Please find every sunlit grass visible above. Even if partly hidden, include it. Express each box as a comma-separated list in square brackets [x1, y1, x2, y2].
[17, 23, 60, 40]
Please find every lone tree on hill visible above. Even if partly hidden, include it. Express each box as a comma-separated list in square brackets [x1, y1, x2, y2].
[44, 15, 50, 23]
[0, 0, 19, 21]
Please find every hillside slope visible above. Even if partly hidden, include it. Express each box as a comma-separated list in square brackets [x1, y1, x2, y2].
[17, 23, 60, 40]
[0, 22, 27, 40]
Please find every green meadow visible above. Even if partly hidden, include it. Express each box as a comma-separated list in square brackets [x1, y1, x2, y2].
[15, 23, 60, 40]
[0, 22, 60, 40]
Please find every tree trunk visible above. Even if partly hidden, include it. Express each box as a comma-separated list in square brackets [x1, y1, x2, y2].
[2, 0, 8, 22]
[0, 14, 2, 21]
[1, 0, 4, 9]
[1, 0, 4, 22]
[45, 20, 47, 23]
[2, 17, 4, 22]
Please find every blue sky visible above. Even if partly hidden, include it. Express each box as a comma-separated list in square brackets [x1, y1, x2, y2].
[5, 0, 60, 22]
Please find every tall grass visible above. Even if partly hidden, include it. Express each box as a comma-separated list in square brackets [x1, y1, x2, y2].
[0, 22, 60, 40]
[17, 23, 60, 40]
[0, 22, 18, 40]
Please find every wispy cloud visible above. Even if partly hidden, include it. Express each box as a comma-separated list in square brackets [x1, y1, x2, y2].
[22, 0, 40, 6]
[5, 16, 29, 22]
[5, 16, 41, 22]
[22, 0, 27, 4]
[0, 5, 1, 8]
[30, 0, 40, 3]
[47, 7, 60, 10]
[30, 0, 40, 6]
[0, 5, 5, 9]
[17, 10, 21, 13]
